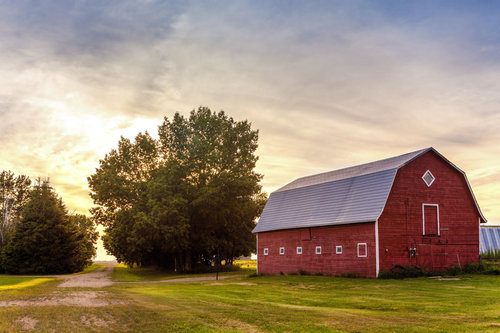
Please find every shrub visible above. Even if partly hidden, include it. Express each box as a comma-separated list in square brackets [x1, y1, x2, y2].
[484, 269, 500, 275]
[378, 265, 426, 279]
[463, 262, 485, 274]
[445, 266, 463, 276]
[183, 263, 240, 274]
[339, 272, 361, 278]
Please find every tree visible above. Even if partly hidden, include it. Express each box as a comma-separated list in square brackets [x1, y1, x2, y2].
[0, 171, 31, 246]
[68, 214, 99, 270]
[1, 181, 97, 274]
[89, 107, 266, 270]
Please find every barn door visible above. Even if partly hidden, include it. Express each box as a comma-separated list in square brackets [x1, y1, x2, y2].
[431, 244, 446, 270]
[417, 244, 432, 268]
[423, 204, 440, 236]
[417, 243, 446, 271]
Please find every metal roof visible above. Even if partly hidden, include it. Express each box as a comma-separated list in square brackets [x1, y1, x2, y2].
[480, 226, 500, 253]
[276, 148, 428, 192]
[253, 147, 486, 233]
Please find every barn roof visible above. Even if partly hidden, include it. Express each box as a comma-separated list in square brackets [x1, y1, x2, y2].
[253, 147, 486, 233]
[480, 225, 500, 253]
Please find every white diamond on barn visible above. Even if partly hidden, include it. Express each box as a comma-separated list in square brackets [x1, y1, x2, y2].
[422, 170, 435, 187]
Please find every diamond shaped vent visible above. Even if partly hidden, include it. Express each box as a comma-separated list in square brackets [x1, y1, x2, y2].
[422, 170, 435, 187]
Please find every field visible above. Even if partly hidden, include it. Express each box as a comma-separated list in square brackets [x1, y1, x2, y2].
[0, 261, 499, 332]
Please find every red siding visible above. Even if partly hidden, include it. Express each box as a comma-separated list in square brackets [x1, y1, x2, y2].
[378, 151, 481, 272]
[257, 223, 377, 277]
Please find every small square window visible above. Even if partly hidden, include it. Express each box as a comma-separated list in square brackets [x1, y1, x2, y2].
[357, 243, 367, 257]
[422, 170, 435, 187]
[263, 248, 269, 256]
[279, 247, 285, 255]
[296, 246, 303, 255]
[315, 246, 322, 255]
[335, 245, 343, 254]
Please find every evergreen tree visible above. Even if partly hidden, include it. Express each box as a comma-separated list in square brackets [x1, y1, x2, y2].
[1, 181, 97, 274]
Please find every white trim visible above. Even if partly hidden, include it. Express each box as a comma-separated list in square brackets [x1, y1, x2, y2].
[422, 170, 436, 187]
[422, 203, 440, 236]
[373, 147, 487, 224]
[296, 246, 303, 255]
[263, 247, 269, 256]
[357, 243, 368, 257]
[375, 220, 380, 276]
[424, 148, 487, 223]
[315, 246, 322, 255]
[279, 247, 285, 255]
[335, 245, 343, 254]
[478, 217, 481, 256]
[256, 234, 259, 275]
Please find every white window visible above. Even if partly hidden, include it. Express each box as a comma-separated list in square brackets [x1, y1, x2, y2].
[422, 203, 440, 236]
[315, 246, 322, 255]
[263, 247, 269, 256]
[279, 247, 285, 255]
[335, 245, 343, 254]
[422, 170, 435, 187]
[296, 246, 303, 255]
[357, 243, 367, 257]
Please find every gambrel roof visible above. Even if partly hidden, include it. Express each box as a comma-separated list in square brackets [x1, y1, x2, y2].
[253, 148, 486, 233]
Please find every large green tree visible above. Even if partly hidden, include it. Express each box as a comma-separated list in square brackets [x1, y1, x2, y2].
[89, 107, 266, 270]
[1, 181, 97, 274]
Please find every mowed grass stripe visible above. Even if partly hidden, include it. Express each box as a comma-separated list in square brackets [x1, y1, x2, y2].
[119, 274, 500, 333]
[0, 277, 53, 290]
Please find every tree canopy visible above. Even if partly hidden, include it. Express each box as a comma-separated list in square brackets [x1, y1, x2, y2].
[0, 170, 31, 246]
[1, 180, 97, 274]
[88, 107, 266, 270]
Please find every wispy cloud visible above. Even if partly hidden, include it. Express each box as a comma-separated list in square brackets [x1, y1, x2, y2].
[1, 1, 500, 239]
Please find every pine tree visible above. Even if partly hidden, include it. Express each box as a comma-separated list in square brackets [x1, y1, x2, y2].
[1, 181, 96, 274]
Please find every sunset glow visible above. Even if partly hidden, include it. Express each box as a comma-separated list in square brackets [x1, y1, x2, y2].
[1, 1, 500, 260]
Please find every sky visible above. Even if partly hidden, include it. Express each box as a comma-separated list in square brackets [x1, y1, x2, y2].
[1, 1, 500, 260]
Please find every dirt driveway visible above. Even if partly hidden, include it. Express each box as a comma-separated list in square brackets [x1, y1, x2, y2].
[0, 262, 120, 309]
[1, 262, 243, 309]
[58, 261, 115, 288]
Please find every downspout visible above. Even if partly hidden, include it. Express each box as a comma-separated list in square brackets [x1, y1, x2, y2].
[375, 219, 380, 277]
[256, 233, 259, 275]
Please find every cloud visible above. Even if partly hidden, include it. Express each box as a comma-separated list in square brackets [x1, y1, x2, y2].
[1, 0, 500, 244]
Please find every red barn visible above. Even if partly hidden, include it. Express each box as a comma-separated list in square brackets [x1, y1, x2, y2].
[253, 148, 486, 277]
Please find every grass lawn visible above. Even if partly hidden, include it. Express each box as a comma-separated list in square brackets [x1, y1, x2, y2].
[112, 260, 253, 282]
[0, 261, 498, 332]
[80, 262, 104, 274]
[116, 273, 500, 333]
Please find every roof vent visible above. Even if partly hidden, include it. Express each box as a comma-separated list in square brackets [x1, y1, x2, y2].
[422, 170, 435, 187]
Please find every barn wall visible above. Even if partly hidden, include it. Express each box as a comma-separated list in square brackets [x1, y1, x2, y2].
[257, 223, 376, 277]
[378, 151, 481, 273]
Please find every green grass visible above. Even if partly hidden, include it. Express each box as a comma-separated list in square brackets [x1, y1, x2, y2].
[234, 259, 257, 271]
[112, 262, 250, 282]
[80, 262, 104, 274]
[0, 277, 53, 291]
[482, 249, 500, 259]
[117, 274, 500, 332]
[0, 275, 38, 287]
[0, 264, 499, 332]
[111, 263, 174, 282]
